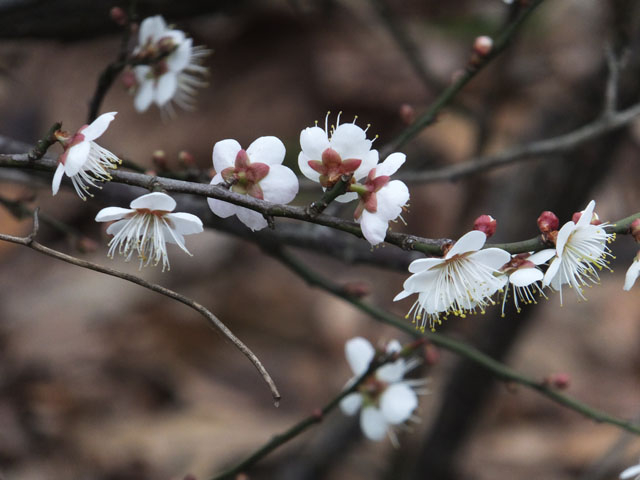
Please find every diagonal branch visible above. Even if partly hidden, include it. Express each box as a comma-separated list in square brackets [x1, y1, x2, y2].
[0, 210, 281, 404]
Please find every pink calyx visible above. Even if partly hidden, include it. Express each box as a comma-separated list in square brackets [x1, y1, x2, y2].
[220, 149, 270, 200]
[307, 147, 362, 188]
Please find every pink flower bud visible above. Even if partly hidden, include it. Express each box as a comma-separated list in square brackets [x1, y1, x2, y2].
[473, 214, 497, 238]
[152, 150, 168, 171]
[473, 36, 493, 56]
[630, 218, 640, 242]
[424, 344, 440, 366]
[109, 6, 127, 26]
[179, 150, 196, 167]
[544, 372, 570, 389]
[399, 104, 416, 125]
[121, 69, 137, 90]
[537, 211, 559, 234]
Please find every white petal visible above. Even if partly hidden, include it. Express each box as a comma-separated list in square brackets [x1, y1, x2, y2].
[95, 207, 133, 222]
[139, 15, 166, 45]
[401, 269, 439, 294]
[246, 136, 286, 166]
[339, 393, 363, 416]
[376, 359, 405, 383]
[470, 248, 512, 270]
[64, 141, 90, 176]
[155, 72, 178, 106]
[81, 112, 116, 141]
[299, 126, 329, 160]
[105, 219, 128, 236]
[624, 260, 640, 291]
[259, 165, 299, 204]
[393, 289, 413, 302]
[353, 149, 379, 180]
[375, 180, 409, 221]
[360, 210, 389, 246]
[385, 340, 402, 354]
[130, 192, 176, 212]
[134, 78, 155, 113]
[168, 38, 192, 72]
[542, 257, 561, 287]
[345, 337, 375, 376]
[408, 258, 442, 273]
[555, 220, 576, 256]
[360, 407, 388, 441]
[510, 267, 543, 287]
[51, 163, 65, 195]
[376, 152, 406, 177]
[380, 383, 418, 424]
[236, 207, 268, 231]
[576, 200, 596, 227]
[165, 212, 203, 236]
[207, 197, 238, 219]
[620, 464, 640, 479]
[212, 139, 242, 172]
[527, 249, 556, 265]
[334, 191, 358, 203]
[447, 230, 486, 259]
[330, 123, 370, 160]
[297, 151, 321, 182]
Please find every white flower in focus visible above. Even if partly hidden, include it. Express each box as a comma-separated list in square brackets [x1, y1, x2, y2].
[95, 192, 203, 271]
[353, 152, 409, 246]
[132, 15, 208, 113]
[207, 136, 299, 231]
[339, 337, 424, 444]
[394, 230, 511, 331]
[542, 200, 614, 303]
[620, 459, 640, 480]
[52, 112, 120, 200]
[624, 252, 640, 291]
[498, 250, 555, 316]
[298, 113, 378, 201]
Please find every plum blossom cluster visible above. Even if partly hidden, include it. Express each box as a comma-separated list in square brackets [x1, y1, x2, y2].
[128, 15, 209, 114]
[394, 200, 618, 331]
[339, 337, 426, 444]
[207, 114, 410, 246]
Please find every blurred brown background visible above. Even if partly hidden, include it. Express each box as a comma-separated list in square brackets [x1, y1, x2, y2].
[1, 1, 640, 479]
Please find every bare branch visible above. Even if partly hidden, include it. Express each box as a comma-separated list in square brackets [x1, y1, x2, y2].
[0, 210, 281, 404]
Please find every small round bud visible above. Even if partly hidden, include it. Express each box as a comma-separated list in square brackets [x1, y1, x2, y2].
[121, 69, 137, 90]
[537, 211, 559, 234]
[630, 218, 640, 243]
[342, 281, 371, 298]
[311, 408, 323, 420]
[473, 214, 497, 238]
[473, 36, 493, 57]
[152, 150, 168, 171]
[178, 150, 196, 167]
[109, 6, 127, 26]
[544, 372, 570, 389]
[424, 344, 440, 366]
[399, 104, 416, 125]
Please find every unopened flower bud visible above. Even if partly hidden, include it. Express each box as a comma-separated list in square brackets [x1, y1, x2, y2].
[121, 69, 137, 90]
[399, 104, 416, 125]
[152, 150, 167, 171]
[572, 209, 600, 225]
[473, 36, 493, 56]
[424, 343, 440, 366]
[110, 6, 127, 26]
[544, 372, 570, 389]
[537, 211, 559, 234]
[178, 150, 196, 167]
[473, 214, 497, 238]
[342, 281, 371, 298]
[631, 218, 640, 242]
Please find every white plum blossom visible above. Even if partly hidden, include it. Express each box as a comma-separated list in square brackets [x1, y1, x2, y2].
[498, 250, 555, 316]
[95, 192, 203, 271]
[542, 200, 614, 303]
[207, 136, 299, 231]
[298, 113, 378, 202]
[620, 459, 640, 480]
[339, 337, 424, 444]
[132, 15, 208, 113]
[52, 112, 120, 200]
[624, 252, 640, 291]
[352, 152, 409, 246]
[394, 230, 511, 331]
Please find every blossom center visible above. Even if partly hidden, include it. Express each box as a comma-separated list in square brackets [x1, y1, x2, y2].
[307, 147, 362, 188]
[220, 149, 270, 200]
[353, 168, 390, 219]
[55, 129, 86, 165]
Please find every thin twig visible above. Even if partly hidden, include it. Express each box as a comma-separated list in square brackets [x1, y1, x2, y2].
[27, 122, 61, 161]
[267, 246, 640, 436]
[305, 174, 352, 217]
[603, 44, 621, 118]
[381, 0, 546, 156]
[0, 210, 280, 404]
[397, 101, 640, 184]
